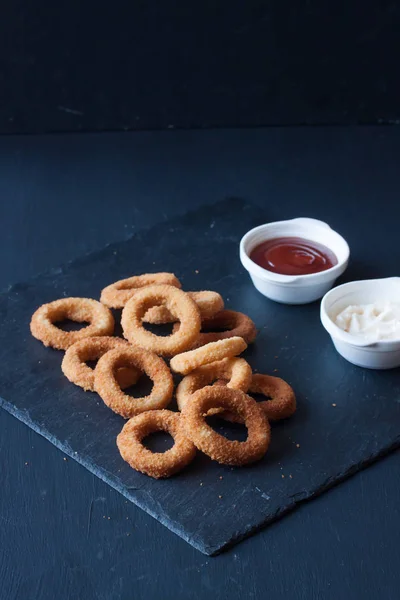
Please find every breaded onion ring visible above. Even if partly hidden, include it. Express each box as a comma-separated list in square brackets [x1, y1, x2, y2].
[121, 285, 201, 356]
[117, 410, 196, 479]
[170, 336, 247, 375]
[94, 346, 173, 418]
[176, 357, 252, 412]
[30, 298, 114, 350]
[143, 291, 224, 324]
[100, 272, 181, 309]
[221, 373, 296, 423]
[249, 373, 296, 421]
[193, 309, 257, 347]
[61, 336, 141, 392]
[182, 386, 270, 465]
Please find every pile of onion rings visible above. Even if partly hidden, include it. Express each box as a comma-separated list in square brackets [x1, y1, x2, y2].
[30, 270, 296, 479]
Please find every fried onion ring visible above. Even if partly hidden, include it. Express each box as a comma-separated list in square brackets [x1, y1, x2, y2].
[176, 357, 252, 412]
[193, 309, 257, 347]
[221, 373, 296, 423]
[100, 272, 181, 309]
[121, 285, 201, 356]
[249, 373, 296, 421]
[170, 336, 247, 375]
[143, 290, 224, 324]
[61, 336, 141, 391]
[30, 298, 114, 350]
[94, 346, 173, 418]
[181, 386, 270, 465]
[117, 410, 196, 478]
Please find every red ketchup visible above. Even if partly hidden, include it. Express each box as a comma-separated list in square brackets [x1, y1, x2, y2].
[249, 236, 337, 276]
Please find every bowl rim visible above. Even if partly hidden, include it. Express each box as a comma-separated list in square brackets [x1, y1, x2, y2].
[320, 277, 400, 348]
[240, 217, 350, 284]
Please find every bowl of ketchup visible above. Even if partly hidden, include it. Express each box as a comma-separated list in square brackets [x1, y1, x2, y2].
[240, 218, 350, 304]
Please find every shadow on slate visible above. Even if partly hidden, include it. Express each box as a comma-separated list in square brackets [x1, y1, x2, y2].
[1, 198, 399, 556]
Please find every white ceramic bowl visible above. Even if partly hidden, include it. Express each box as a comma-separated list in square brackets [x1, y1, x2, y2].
[321, 277, 400, 369]
[240, 217, 350, 304]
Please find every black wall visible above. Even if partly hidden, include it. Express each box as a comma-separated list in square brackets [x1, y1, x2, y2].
[1, 1, 400, 134]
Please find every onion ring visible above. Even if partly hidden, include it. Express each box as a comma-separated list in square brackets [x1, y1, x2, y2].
[181, 386, 270, 465]
[61, 336, 141, 392]
[121, 285, 201, 356]
[170, 336, 247, 375]
[193, 309, 257, 347]
[249, 373, 296, 421]
[94, 346, 174, 418]
[100, 273, 181, 309]
[30, 298, 114, 350]
[221, 373, 296, 423]
[117, 410, 196, 478]
[143, 291, 224, 324]
[176, 357, 252, 412]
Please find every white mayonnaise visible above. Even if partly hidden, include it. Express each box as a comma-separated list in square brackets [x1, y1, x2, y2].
[334, 302, 400, 342]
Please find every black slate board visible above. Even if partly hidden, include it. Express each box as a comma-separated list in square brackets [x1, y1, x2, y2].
[1, 198, 399, 556]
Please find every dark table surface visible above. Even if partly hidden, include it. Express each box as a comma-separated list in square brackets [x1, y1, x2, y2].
[1, 126, 399, 600]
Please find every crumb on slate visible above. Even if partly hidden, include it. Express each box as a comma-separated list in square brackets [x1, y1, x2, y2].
[296, 444, 300, 448]
[332, 403, 337, 407]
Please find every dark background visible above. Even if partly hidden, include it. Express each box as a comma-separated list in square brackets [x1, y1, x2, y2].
[1, 1, 400, 134]
[1, 2, 400, 598]
[1, 127, 400, 599]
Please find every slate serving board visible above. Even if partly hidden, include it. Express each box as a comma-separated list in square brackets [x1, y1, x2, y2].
[1, 198, 399, 556]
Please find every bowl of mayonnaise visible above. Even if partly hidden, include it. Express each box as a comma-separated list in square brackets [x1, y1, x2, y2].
[320, 277, 400, 369]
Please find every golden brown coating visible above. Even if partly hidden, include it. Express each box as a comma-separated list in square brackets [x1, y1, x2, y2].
[61, 336, 141, 391]
[117, 410, 196, 478]
[221, 373, 296, 423]
[143, 291, 224, 324]
[100, 273, 181, 309]
[194, 309, 257, 347]
[170, 336, 247, 375]
[249, 373, 296, 421]
[94, 346, 173, 418]
[176, 357, 252, 412]
[121, 285, 201, 356]
[30, 298, 115, 350]
[181, 386, 270, 465]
